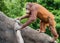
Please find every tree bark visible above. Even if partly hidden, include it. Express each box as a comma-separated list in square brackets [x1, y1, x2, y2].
[0, 11, 55, 43]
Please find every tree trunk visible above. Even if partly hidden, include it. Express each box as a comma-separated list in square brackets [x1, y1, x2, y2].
[0, 11, 55, 43]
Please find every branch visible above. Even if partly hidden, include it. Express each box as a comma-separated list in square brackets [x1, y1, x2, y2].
[0, 11, 55, 43]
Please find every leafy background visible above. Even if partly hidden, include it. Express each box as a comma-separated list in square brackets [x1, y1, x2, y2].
[0, 0, 60, 43]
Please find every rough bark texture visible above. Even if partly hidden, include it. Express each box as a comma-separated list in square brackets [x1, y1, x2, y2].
[0, 11, 55, 43]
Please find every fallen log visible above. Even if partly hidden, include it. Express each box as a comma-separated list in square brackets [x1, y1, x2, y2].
[0, 11, 55, 43]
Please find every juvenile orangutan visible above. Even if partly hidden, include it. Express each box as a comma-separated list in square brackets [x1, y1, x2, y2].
[16, 2, 59, 41]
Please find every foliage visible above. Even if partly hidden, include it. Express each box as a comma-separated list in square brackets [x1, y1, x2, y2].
[0, 0, 60, 43]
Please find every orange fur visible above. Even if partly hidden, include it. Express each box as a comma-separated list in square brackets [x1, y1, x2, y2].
[26, 3, 59, 40]
[17, 2, 59, 40]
